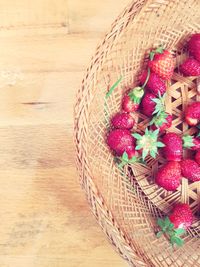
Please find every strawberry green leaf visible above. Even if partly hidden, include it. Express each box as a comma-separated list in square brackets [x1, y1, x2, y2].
[106, 77, 122, 99]
[157, 218, 165, 228]
[150, 112, 168, 127]
[170, 236, 184, 247]
[150, 149, 156, 158]
[168, 223, 175, 230]
[158, 91, 163, 99]
[132, 133, 142, 140]
[142, 149, 149, 161]
[134, 129, 162, 160]
[174, 228, 186, 236]
[156, 231, 163, 238]
[155, 46, 164, 54]
[129, 87, 144, 103]
[152, 98, 161, 104]
[182, 135, 194, 149]
[135, 144, 143, 150]
[168, 230, 175, 237]
[117, 162, 125, 170]
[164, 217, 171, 227]
[152, 128, 159, 137]
[149, 118, 155, 126]
[129, 156, 138, 163]
[152, 94, 166, 115]
[122, 152, 129, 161]
[157, 141, 165, 147]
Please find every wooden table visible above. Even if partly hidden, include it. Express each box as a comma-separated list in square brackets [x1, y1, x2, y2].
[0, 1, 130, 266]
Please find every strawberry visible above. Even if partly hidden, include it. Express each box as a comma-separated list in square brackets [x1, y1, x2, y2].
[185, 101, 200, 126]
[181, 159, 200, 182]
[111, 112, 135, 130]
[140, 92, 165, 117]
[169, 203, 193, 229]
[157, 203, 193, 247]
[122, 87, 144, 112]
[107, 129, 136, 159]
[195, 150, 200, 165]
[155, 161, 181, 191]
[162, 132, 182, 161]
[180, 58, 200, 76]
[140, 93, 156, 116]
[148, 47, 175, 80]
[150, 112, 172, 132]
[133, 128, 165, 160]
[188, 33, 200, 62]
[139, 70, 166, 96]
[122, 94, 138, 112]
[182, 134, 200, 150]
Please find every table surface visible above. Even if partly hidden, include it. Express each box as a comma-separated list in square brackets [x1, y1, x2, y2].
[0, 1, 130, 266]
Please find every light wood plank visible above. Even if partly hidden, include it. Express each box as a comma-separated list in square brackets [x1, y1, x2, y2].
[0, 33, 99, 72]
[0, 124, 126, 266]
[0, 71, 81, 125]
[0, 33, 100, 126]
[68, 0, 130, 33]
[0, 0, 130, 266]
[0, 0, 68, 28]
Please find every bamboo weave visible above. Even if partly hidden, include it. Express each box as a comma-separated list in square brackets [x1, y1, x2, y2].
[74, 1, 200, 266]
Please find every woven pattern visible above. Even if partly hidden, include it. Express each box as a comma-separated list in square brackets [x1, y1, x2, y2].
[74, 1, 200, 266]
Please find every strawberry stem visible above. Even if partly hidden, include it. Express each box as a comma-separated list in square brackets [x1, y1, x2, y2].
[141, 68, 150, 88]
[106, 76, 122, 99]
[149, 51, 155, 61]
[104, 77, 122, 127]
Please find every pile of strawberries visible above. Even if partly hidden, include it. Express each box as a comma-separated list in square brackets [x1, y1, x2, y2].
[106, 34, 200, 246]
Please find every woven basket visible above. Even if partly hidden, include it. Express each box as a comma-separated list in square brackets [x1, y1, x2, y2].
[74, 1, 200, 266]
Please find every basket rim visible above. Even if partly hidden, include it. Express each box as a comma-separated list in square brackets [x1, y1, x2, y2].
[73, 0, 198, 266]
[74, 1, 154, 265]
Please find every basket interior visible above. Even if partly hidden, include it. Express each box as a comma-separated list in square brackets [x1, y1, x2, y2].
[81, 0, 200, 265]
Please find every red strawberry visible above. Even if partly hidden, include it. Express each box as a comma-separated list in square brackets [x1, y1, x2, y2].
[157, 203, 193, 247]
[148, 48, 175, 80]
[182, 135, 200, 150]
[185, 101, 200, 126]
[140, 93, 156, 116]
[181, 159, 200, 182]
[188, 33, 200, 62]
[169, 203, 193, 230]
[122, 94, 138, 112]
[195, 150, 200, 165]
[140, 93, 165, 117]
[107, 129, 136, 159]
[155, 161, 181, 191]
[111, 112, 135, 130]
[122, 87, 144, 112]
[150, 112, 172, 132]
[162, 132, 182, 161]
[180, 58, 200, 76]
[139, 70, 166, 96]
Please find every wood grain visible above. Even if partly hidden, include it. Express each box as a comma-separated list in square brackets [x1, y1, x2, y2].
[0, 0, 130, 266]
[0, 0, 68, 29]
